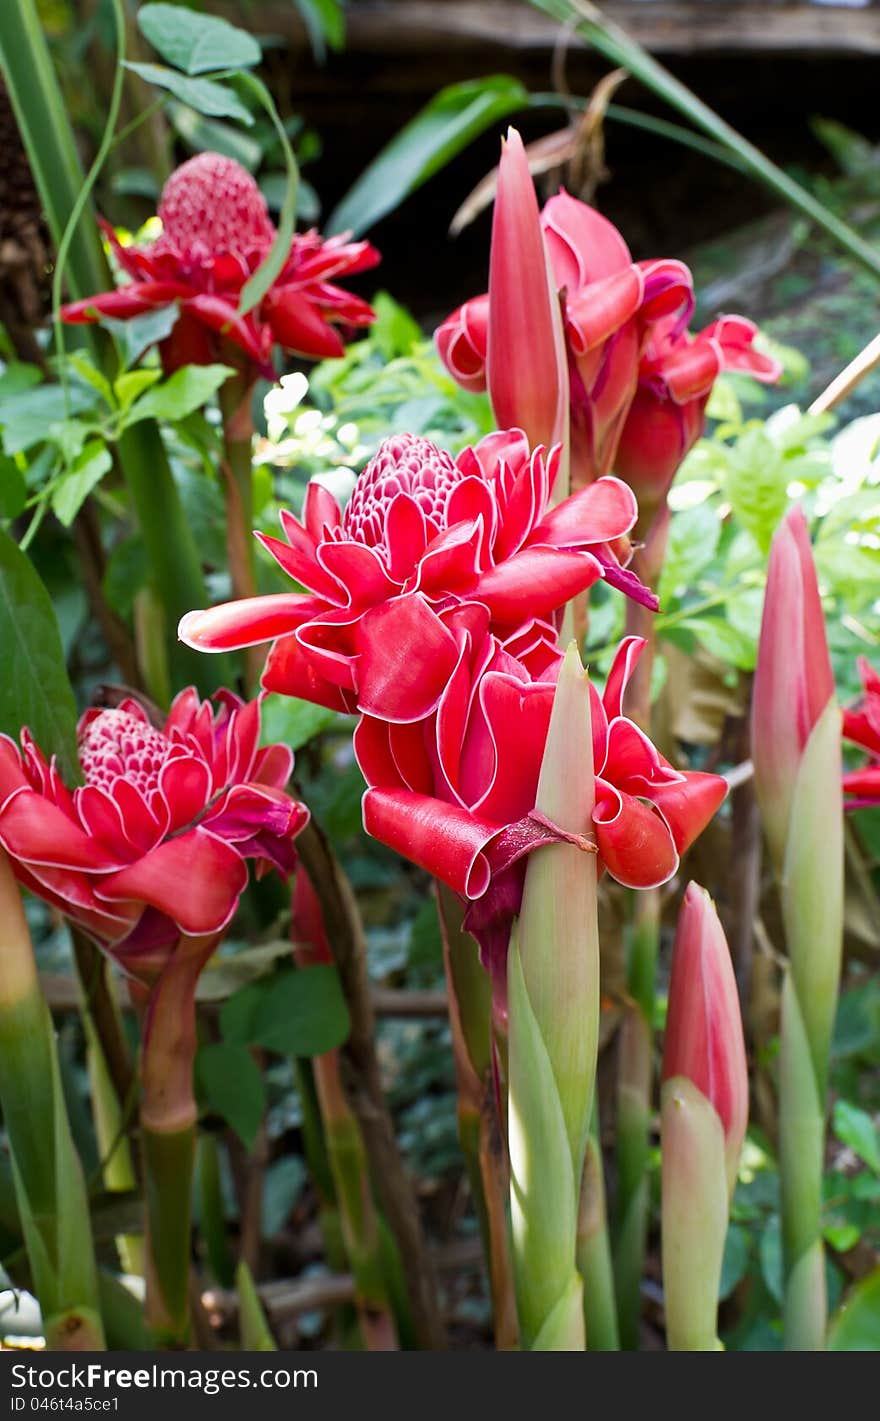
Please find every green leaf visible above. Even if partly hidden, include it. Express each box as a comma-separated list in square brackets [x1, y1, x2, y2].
[658, 502, 721, 604]
[0, 455, 27, 519]
[51, 440, 113, 527]
[65, 354, 115, 410]
[196, 1042, 265, 1152]
[101, 306, 179, 370]
[833, 1100, 880, 1173]
[827, 1268, 880, 1350]
[0, 385, 94, 455]
[328, 76, 532, 237]
[719, 1222, 751, 1301]
[218, 979, 266, 1047]
[166, 100, 262, 170]
[0, 529, 79, 781]
[250, 966, 350, 1058]
[758, 1213, 783, 1305]
[123, 364, 234, 425]
[137, 4, 261, 75]
[123, 62, 255, 125]
[114, 369, 162, 413]
[260, 693, 340, 752]
[677, 615, 756, 672]
[294, 0, 345, 64]
[724, 427, 790, 554]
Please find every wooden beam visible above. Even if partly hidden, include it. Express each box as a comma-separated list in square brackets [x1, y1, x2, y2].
[236, 2, 880, 58]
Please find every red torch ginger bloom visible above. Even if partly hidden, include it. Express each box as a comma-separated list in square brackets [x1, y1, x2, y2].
[61, 152, 379, 378]
[356, 618, 725, 999]
[179, 428, 656, 718]
[0, 689, 308, 981]
[614, 314, 782, 533]
[437, 188, 693, 487]
[842, 656, 880, 808]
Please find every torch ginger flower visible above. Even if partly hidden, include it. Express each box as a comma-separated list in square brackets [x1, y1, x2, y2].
[0, 689, 308, 979]
[614, 314, 782, 534]
[842, 656, 880, 807]
[61, 152, 379, 378]
[437, 185, 693, 487]
[356, 620, 725, 999]
[179, 429, 656, 717]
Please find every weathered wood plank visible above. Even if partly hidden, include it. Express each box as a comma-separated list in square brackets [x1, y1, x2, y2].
[242, 2, 880, 58]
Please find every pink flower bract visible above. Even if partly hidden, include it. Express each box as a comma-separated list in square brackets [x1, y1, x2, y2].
[614, 314, 781, 529]
[356, 619, 725, 995]
[437, 188, 694, 487]
[61, 152, 379, 378]
[179, 429, 656, 718]
[0, 689, 308, 980]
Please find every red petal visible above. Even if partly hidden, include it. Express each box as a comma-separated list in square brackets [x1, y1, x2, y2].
[317, 541, 399, 607]
[602, 636, 646, 721]
[384, 494, 429, 583]
[533, 475, 637, 548]
[362, 789, 493, 898]
[0, 788, 120, 870]
[265, 287, 344, 359]
[593, 781, 679, 888]
[159, 756, 212, 832]
[355, 596, 460, 722]
[565, 267, 644, 354]
[95, 828, 248, 936]
[262, 634, 355, 711]
[179, 594, 318, 652]
[649, 770, 727, 855]
[471, 546, 602, 624]
[541, 190, 631, 288]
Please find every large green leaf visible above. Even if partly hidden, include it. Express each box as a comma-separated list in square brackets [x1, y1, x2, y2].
[0, 529, 79, 780]
[124, 62, 255, 125]
[138, 4, 261, 76]
[828, 1268, 880, 1350]
[196, 1042, 266, 1152]
[327, 76, 533, 237]
[221, 965, 350, 1058]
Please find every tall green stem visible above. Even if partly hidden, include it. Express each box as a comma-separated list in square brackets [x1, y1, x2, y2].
[437, 885, 518, 1350]
[132, 937, 217, 1347]
[0, 853, 105, 1349]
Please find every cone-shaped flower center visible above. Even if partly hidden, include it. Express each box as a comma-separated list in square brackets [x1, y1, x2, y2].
[78, 709, 173, 796]
[342, 435, 468, 552]
[157, 152, 275, 260]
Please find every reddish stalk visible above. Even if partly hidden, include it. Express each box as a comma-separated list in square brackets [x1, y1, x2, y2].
[294, 819, 447, 1350]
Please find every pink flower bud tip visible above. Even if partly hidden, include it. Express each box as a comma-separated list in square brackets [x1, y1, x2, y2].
[662, 882, 748, 1178]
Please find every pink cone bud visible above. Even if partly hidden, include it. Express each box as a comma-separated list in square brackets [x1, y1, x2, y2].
[487, 129, 569, 461]
[751, 506, 834, 872]
[662, 882, 747, 1190]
